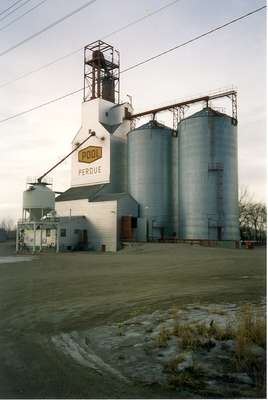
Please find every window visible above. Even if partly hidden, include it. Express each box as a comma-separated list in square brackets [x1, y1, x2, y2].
[46, 229, 51, 237]
[60, 229, 66, 237]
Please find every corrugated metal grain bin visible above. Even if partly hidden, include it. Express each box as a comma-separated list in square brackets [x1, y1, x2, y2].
[178, 107, 239, 240]
[128, 120, 173, 240]
[110, 134, 127, 193]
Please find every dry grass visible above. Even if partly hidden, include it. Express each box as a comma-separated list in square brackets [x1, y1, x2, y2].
[173, 318, 228, 349]
[195, 322, 208, 336]
[169, 308, 205, 350]
[235, 304, 266, 357]
[158, 303, 266, 389]
[117, 323, 124, 336]
[234, 304, 266, 387]
[207, 319, 235, 341]
[173, 317, 235, 344]
[157, 325, 170, 347]
[168, 365, 206, 391]
[172, 321, 204, 350]
[164, 354, 186, 373]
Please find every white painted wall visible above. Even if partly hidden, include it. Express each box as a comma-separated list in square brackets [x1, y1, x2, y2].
[57, 218, 88, 251]
[71, 99, 111, 187]
[21, 217, 88, 251]
[23, 227, 56, 248]
[71, 99, 133, 189]
[102, 102, 133, 137]
[56, 199, 117, 252]
[56, 199, 90, 218]
[87, 201, 117, 252]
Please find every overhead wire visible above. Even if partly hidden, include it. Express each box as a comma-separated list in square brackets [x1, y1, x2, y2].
[0, 4, 266, 125]
[0, 88, 82, 123]
[0, 0, 25, 17]
[0, 0, 49, 32]
[0, 0, 181, 88]
[121, 4, 267, 74]
[0, 0, 98, 57]
[0, 0, 33, 23]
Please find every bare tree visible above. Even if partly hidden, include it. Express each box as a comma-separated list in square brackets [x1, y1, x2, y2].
[0, 217, 15, 238]
[239, 187, 266, 242]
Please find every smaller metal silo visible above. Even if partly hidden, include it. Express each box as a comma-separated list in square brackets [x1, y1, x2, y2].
[23, 183, 55, 221]
[178, 107, 239, 241]
[128, 120, 173, 240]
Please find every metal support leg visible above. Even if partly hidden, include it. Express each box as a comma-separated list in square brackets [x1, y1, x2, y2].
[16, 225, 19, 253]
[40, 228, 42, 252]
[33, 223, 36, 254]
[56, 225, 60, 253]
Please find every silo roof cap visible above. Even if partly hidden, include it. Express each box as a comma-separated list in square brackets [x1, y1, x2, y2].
[134, 120, 172, 131]
[183, 106, 232, 121]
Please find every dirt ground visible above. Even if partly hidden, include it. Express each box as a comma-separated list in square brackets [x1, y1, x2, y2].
[0, 241, 266, 399]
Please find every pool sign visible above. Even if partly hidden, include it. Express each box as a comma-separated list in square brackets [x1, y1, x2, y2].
[78, 146, 102, 164]
[71, 99, 111, 187]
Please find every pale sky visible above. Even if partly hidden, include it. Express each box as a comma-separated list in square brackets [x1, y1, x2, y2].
[0, 0, 266, 222]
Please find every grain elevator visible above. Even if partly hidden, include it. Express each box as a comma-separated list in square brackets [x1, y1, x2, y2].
[16, 40, 240, 253]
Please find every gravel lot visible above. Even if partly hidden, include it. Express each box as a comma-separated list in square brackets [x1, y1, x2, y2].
[0, 241, 265, 398]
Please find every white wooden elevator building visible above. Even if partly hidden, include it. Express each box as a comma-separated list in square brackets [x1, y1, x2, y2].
[16, 40, 240, 253]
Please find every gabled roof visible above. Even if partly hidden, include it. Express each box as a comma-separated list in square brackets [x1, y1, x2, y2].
[55, 185, 137, 205]
[92, 192, 137, 203]
[55, 184, 105, 202]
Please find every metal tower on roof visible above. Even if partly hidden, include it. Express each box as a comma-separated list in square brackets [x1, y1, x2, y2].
[83, 40, 120, 104]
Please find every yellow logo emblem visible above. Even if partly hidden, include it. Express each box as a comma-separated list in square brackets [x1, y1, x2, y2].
[78, 146, 102, 164]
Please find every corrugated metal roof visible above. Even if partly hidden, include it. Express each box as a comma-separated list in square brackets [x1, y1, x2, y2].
[55, 184, 105, 202]
[92, 192, 136, 202]
[55, 185, 137, 204]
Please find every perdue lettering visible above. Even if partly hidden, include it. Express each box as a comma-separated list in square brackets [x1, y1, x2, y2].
[78, 145, 102, 164]
[78, 166, 102, 176]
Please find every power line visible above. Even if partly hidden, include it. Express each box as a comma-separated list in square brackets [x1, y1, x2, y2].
[0, 4, 265, 125]
[121, 5, 266, 74]
[0, 0, 25, 17]
[0, 0, 49, 32]
[0, 0, 33, 23]
[0, 88, 83, 123]
[102, 0, 180, 40]
[0, 0, 98, 57]
[0, 0, 181, 88]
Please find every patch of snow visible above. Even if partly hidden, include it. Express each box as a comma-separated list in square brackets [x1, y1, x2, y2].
[248, 344, 266, 357]
[0, 256, 37, 264]
[51, 301, 265, 395]
[177, 352, 193, 371]
[52, 333, 130, 383]
[228, 373, 254, 385]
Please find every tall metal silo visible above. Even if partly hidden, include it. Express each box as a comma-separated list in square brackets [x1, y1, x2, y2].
[128, 120, 173, 240]
[178, 107, 239, 241]
[109, 134, 127, 193]
[171, 134, 179, 237]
